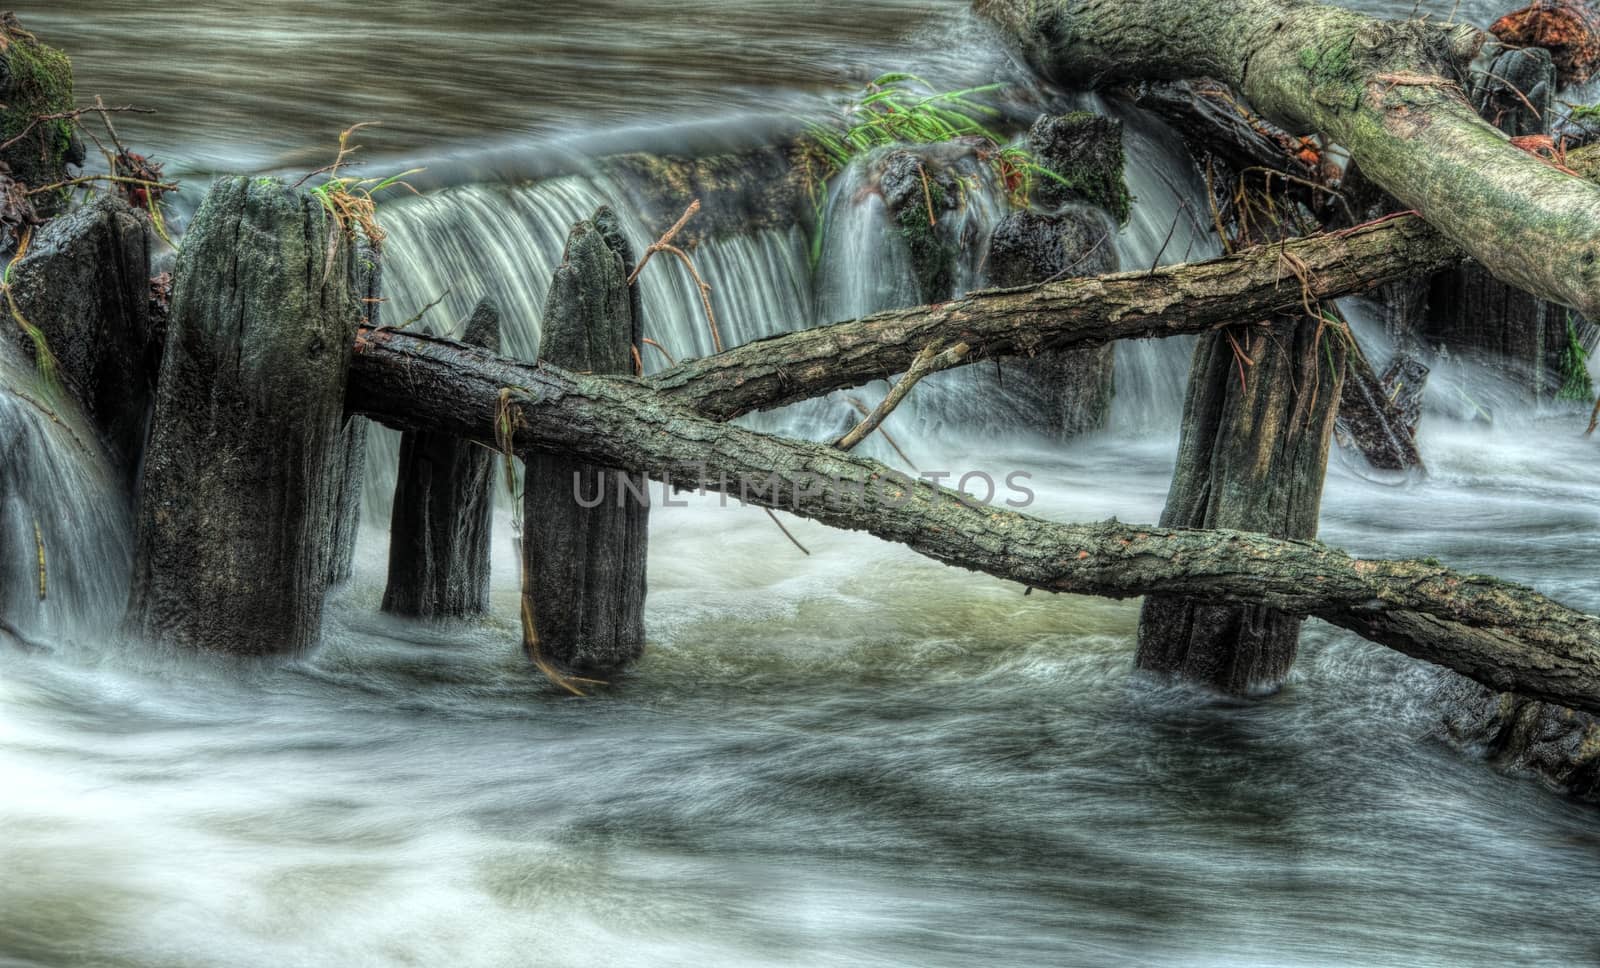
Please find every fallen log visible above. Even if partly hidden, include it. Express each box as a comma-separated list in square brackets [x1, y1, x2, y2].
[649, 215, 1460, 420]
[975, 0, 1600, 318]
[347, 327, 1600, 716]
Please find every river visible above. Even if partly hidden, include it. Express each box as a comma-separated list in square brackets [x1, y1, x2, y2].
[4, 1, 1600, 965]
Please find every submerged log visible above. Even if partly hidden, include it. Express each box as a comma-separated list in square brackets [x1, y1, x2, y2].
[127, 177, 360, 654]
[347, 327, 1600, 717]
[382, 299, 501, 618]
[975, 0, 1600, 318]
[6, 195, 156, 480]
[651, 215, 1460, 421]
[522, 210, 647, 676]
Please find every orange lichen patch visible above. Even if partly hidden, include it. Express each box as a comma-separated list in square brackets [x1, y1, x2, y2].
[1076, 550, 1089, 559]
[1293, 137, 1322, 170]
[1510, 133, 1581, 175]
[1491, 0, 1600, 85]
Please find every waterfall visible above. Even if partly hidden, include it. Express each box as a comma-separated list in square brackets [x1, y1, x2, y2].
[359, 98, 1227, 526]
[369, 173, 817, 523]
[0, 344, 131, 641]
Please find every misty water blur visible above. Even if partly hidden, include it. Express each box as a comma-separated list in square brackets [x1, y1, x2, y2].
[3, 1, 1600, 965]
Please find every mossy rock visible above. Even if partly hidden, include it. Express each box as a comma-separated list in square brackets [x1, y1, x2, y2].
[0, 15, 76, 214]
[602, 148, 808, 245]
[1026, 113, 1132, 224]
[876, 148, 962, 303]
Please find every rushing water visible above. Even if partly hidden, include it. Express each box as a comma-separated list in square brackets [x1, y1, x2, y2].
[5, 1, 1600, 965]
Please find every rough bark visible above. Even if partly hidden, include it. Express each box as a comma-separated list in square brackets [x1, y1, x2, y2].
[381, 299, 500, 618]
[649, 215, 1460, 421]
[6, 195, 156, 480]
[346, 327, 1600, 716]
[127, 177, 360, 654]
[522, 211, 647, 676]
[1335, 339, 1424, 472]
[326, 243, 382, 585]
[975, 0, 1600, 318]
[1137, 312, 1347, 693]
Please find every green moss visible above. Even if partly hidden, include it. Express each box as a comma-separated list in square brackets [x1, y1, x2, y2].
[1028, 112, 1132, 225]
[1557, 314, 1595, 404]
[1297, 35, 1360, 109]
[0, 26, 75, 205]
[894, 190, 956, 303]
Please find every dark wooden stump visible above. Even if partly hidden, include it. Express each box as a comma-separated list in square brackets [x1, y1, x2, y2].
[522, 209, 647, 676]
[1422, 44, 1561, 407]
[126, 177, 360, 654]
[6, 195, 156, 481]
[1137, 317, 1347, 694]
[382, 299, 500, 618]
[325, 244, 382, 586]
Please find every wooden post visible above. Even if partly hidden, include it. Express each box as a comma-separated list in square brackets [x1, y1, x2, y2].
[126, 177, 360, 654]
[326, 243, 382, 586]
[1137, 317, 1347, 693]
[1133, 146, 1349, 693]
[522, 209, 648, 676]
[381, 299, 500, 618]
[7, 196, 155, 482]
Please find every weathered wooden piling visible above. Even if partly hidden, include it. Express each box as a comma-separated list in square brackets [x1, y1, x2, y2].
[325, 244, 381, 586]
[522, 209, 648, 676]
[126, 177, 360, 654]
[1137, 317, 1347, 693]
[381, 298, 500, 618]
[7, 195, 156, 480]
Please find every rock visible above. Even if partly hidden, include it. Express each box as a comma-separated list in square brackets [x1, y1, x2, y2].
[1026, 112, 1132, 223]
[1473, 43, 1555, 137]
[6, 194, 155, 480]
[0, 15, 76, 216]
[876, 146, 967, 303]
[986, 208, 1116, 283]
[986, 207, 1119, 437]
[602, 147, 809, 246]
[126, 177, 360, 655]
[1435, 672, 1600, 804]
